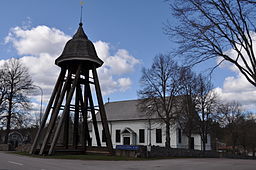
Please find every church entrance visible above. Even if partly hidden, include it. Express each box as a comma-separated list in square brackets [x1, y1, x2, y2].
[123, 137, 130, 145]
[121, 127, 136, 145]
[190, 137, 194, 150]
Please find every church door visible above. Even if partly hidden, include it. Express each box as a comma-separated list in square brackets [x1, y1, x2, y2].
[190, 137, 194, 150]
[123, 137, 130, 145]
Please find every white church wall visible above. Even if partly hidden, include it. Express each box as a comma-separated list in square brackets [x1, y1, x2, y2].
[92, 119, 184, 148]
[91, 119, 211, 150]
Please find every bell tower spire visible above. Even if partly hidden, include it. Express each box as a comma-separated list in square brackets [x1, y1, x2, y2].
[80, 1, 85, 24]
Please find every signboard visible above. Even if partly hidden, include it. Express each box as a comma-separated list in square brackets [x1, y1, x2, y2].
[116, 145, 140, 151]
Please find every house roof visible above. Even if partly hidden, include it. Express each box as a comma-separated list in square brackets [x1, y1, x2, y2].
[96, 99, 154, 121]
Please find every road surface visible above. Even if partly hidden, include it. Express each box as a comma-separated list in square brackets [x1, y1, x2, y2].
[0, 151, 256, 170]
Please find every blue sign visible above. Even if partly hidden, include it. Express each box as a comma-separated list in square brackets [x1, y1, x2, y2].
[116, 145, 140, 150]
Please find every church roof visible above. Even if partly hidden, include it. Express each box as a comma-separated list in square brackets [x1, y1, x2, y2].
[55, 23, 103, 68]
[96, 99, 159, 121]
[96, 96, 195, 122]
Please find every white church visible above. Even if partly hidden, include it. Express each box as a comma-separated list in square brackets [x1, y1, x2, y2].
[91, 99, 211, 150]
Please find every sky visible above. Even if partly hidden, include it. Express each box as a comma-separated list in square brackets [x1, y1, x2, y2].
[0, 0, 255, 114]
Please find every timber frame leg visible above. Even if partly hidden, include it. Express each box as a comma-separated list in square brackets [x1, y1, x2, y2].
[92, 66, 113, 154]
[29, 68, 66, 155]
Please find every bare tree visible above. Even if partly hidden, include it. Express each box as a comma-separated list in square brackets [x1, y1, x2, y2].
[138, 54, 182, 148]
[229, 112, 256, 156]
[245, 113, 256, 157]
[176, 67, 199, 149]
[217, 101, 245, 153]
[0, 69, 7, 113]
[177, 70, 218, 151]
[166, 0, 256, 87]
[195, 74, 218, 151]
[238, 116, 252, 155]
[0, 70, 7, 133]
[0, 58, 34, 143]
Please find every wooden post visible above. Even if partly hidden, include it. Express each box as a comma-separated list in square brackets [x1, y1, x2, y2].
[81, 83, 87, 148]
[73, 84, 80, 148]
[63, 77, 71, 149]
[30, 69, 66, 154]
[88, 85, 101, 146]
[39, 70, 72, 155]
[77, 85, 90, 150]
[92, 66, 113, 154]
[48, 65, 81, 155]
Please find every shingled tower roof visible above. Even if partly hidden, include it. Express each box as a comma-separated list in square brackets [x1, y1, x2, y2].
[55, 23, 103, 68]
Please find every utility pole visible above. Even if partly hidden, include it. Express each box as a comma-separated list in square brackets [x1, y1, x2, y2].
[34, 85, 43, 125]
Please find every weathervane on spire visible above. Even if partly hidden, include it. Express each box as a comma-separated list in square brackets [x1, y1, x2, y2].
[80, 0, 85, 24]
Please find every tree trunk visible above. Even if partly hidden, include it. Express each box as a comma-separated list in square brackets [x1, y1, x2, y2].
[4, 114, 11, 144]
[187, 130, 192, 149]
[232, 131, 237, 155]
[201, 110, 206, 152]
[165, 123, 170, 148]
[242, 145, 247, 156]
[188, 137, 191, 149]
[202, 134, 206, 152]
[232, 143, 236, 155]
[4, 97, 12, 144]
[4, 83, 13, 144]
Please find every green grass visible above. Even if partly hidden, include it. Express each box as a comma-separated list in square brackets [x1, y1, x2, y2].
[11, 152, 145, 161]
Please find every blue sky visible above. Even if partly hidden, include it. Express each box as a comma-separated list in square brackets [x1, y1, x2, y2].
[0, 0, 255, 111]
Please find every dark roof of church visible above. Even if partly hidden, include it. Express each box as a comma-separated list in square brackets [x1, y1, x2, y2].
[96, 96, 195, 122]
[55, 23, 103, 68]
[96, 99, 159, 121]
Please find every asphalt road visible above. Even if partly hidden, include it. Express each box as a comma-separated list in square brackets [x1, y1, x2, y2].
[1, 151, 256, 170]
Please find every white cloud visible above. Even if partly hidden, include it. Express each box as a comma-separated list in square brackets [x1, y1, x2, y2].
[94, 41, 140, 95]
[118, 78, 132, 91]
[5, 25, 70, 56]
[94, 41, 140, 75]
[3, 25, 140, 107]
[214, 86, 256, 111]
[215, 32, 256, 111]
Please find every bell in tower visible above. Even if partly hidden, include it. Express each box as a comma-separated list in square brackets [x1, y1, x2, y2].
[30, 22, 113, 155]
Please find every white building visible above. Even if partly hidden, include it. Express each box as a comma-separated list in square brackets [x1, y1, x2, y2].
[91, 99, 211, 150]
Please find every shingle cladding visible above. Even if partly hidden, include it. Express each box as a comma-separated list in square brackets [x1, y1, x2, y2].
[55, 23, 103, 68]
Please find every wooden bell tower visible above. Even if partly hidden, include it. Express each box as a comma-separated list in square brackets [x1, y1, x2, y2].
[30, 23, 113, 155]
